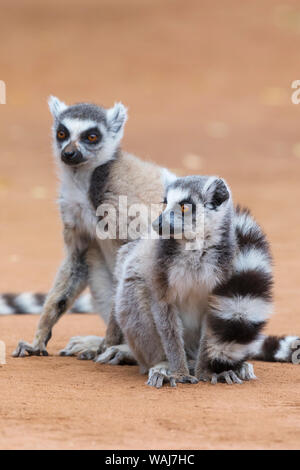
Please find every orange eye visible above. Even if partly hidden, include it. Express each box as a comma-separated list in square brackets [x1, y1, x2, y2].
[181, 204, 189, 213]
[87, 134, 98, 143]
[57, 130, 66, 140]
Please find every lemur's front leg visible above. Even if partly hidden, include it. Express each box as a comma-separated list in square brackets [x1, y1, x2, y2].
[13, 231, 89, 357]
[147, 301, 198, 387]
[152, 302, 190, 374]
[105, 273, 197, 387]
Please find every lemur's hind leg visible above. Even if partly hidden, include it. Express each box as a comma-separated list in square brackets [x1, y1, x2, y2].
[112, 276, 168, 374]
[60, 248, 114, 360]
[13, 251, 88, 357]
[94, 306, 137, 365]
[94, 302, 140, 366]
[250, 334, 300, 363]
[60, 336, 105, 360]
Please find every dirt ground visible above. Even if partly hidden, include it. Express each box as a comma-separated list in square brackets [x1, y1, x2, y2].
[1, 0, 300, 450]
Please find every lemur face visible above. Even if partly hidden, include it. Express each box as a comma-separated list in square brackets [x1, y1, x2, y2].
[152, 175, 231, 242]
[48, 96, 127, 168]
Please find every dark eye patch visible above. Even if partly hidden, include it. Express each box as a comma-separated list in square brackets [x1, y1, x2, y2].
[178, 198, 196, 216]
[56, 124, 69, 142]
[80, 127, 102, 144]
[179, 198, 195, 208]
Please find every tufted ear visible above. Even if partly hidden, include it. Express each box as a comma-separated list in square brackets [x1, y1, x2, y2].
[161, 168, 177, 190]
[48, 95, 67, 118]
[106, 102, 128, 139]
[205, 177, 230, 208]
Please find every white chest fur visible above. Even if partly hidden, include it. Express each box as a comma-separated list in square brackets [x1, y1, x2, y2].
[168, 252, 218, 300]
[167, 251, 219, 333]
[176, 287, 208, 331]
[59, 170, 98, 239]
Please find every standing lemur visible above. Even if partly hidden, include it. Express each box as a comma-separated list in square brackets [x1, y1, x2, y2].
[13, 96, 166, 358]
[12, 98, 299, 368]
[101, 175, 298, 386]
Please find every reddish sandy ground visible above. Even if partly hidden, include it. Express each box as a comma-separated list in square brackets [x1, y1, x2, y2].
[0, 0, 300, 449]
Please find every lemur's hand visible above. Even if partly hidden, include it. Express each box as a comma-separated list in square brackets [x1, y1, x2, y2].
[12, 340, 48, 357]
[169, 373, 199, 387]
[198, 362, 256, 385]
[147, 364, 198, 388]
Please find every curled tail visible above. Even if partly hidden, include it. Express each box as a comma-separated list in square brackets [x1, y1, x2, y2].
[233, 206, 300, 365]
[251, 334, 300, 363]
[0, 292, 93, 314]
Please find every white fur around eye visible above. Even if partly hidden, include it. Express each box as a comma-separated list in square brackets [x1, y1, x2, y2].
[166, 188, 189, 207]
[61, 118, 102, 141]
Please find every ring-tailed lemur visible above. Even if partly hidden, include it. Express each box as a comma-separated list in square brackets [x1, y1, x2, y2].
[10, 98, 299, 366]
[97, 175, 300, 386]
[12, 97, 166, 358]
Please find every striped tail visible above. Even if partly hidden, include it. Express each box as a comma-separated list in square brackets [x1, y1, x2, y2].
[251, 334, 300, 363]
[0, 292, 93, 314]
[234, 206, 299, 365]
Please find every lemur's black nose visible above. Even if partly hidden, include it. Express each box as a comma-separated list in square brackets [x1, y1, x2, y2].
[63, 150, 75, 158]
[152, 214, 163, 235]
[61, 145, 84, 165]
[152, 213, 175, 237]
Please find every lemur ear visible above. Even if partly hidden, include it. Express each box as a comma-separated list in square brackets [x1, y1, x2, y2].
[205, 177, 230, 208]
[106, 102, 128, 139]
[161, 168, 177, 189]
[48, 96, 67, 118]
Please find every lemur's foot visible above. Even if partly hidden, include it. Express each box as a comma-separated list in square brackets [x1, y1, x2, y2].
[59, 335, 104, 360]
[94, 344, 136, 365]
[12, 340, 48, 357]
[198, 362, 256, 385]
[199, 369, 242, 385]
[147, 363, 198, 389]
[237, 362, 257, 381]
